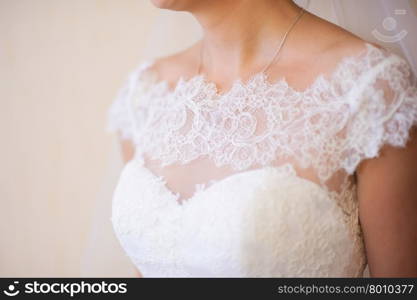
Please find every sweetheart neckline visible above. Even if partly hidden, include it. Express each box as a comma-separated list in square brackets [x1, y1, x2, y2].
[127, 155, 344, 210]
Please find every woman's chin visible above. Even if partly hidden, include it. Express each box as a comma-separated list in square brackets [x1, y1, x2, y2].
[149, 0, 196, 11]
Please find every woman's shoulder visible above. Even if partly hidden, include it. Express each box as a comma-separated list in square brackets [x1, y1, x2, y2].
[298, 12, 379, 71]
[301, 13, 411, 89]
[301, 10, 406, 72]
[139, 42, 201, 88]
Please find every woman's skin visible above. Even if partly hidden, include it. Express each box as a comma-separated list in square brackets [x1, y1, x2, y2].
[119, 0, 417, 277]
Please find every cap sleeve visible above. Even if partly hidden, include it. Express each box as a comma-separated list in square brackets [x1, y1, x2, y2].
[106, 61, 153, 141]
[341, 49, 417, 175]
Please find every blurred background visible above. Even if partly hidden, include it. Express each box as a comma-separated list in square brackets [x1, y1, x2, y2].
[0, 0, 201, 277]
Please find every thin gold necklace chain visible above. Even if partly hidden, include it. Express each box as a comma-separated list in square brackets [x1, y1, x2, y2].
[197, 7, 305, 78]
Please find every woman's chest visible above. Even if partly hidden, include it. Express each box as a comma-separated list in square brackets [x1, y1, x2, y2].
[110, 158, 365, 277]
[129, 80, 352, 173]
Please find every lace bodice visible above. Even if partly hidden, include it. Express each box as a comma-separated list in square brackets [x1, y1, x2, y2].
[107, 42, 417, 277]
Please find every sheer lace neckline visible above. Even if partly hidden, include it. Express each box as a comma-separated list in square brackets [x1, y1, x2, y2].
[138, 42, 380, 100]
[118, 40, 405, 205]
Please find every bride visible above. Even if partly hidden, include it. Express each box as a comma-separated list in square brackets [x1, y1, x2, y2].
[107, 0, 417, 277]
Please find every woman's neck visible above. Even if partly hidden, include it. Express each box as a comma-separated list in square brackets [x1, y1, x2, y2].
[190, 0, 303, 78]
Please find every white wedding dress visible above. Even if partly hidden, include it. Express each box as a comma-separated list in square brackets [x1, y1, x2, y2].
[107, 42, 417, 277]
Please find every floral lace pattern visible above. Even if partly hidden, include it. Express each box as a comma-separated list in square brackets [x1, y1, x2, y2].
[108, 43, 417, 184]
[107, 42, 417, 277]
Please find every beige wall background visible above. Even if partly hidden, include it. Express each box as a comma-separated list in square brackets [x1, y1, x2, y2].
[0, 0, 167, 277]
